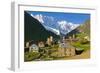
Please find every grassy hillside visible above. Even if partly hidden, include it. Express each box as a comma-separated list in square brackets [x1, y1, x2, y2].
[77, 20, 90, 37]
[71, 19, 90, 51]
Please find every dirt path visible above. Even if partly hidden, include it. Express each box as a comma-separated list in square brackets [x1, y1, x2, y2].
[63, 50, 90, 60]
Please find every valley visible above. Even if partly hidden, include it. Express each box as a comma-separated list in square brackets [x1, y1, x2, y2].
[24, 11, 90, 62]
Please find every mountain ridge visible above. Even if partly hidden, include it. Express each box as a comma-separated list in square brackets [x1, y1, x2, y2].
[24, 11, 60, 42]
[30, 13, 80, 35]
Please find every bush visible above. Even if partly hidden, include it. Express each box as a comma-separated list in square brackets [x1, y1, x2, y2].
[80, 39, 89, 44]
[24, 51, 40, 61]
[72, 41, 90, 51]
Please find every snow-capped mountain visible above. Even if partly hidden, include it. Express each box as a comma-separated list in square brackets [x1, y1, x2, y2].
[30, 13, 80, 35]
[57, 21, 80, 35]
[43, 25, 60, 35]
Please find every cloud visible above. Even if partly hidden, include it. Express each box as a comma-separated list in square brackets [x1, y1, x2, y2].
[31, 14, 44, 23]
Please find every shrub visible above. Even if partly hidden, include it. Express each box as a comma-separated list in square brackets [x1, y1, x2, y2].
[24, 51, 40, 61]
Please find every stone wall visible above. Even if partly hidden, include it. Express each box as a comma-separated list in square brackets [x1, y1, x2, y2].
[58, 48, 76, 57]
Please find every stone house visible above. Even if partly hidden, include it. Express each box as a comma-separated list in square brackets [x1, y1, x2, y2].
[29, 44, 39, 52]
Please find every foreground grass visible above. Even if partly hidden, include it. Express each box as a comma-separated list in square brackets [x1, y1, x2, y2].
[71, 41, 90, 51]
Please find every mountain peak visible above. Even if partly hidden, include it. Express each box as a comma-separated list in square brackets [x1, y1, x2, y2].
[31, 14, 44, 23]
[30, 13, 80, 36]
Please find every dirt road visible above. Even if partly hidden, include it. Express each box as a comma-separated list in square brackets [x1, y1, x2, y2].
[62, 49, 90, 60]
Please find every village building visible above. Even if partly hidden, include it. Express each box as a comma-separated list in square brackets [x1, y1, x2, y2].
[46, 36, 54, 46]
[29, 44, 39, 52]
[50, 36, 53, 42]
[58, 41, 67, 57]
[46, 38, 51, 45]
[38, 41, 45, 48]
[72, 34, 75, 39]
[26, 42, 29, 48]
[58, 37, 76, 57]
[24, 42, 30, 53]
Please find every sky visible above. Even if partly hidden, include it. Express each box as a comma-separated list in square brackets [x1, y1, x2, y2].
[27, 11, 90, 24]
